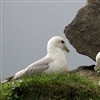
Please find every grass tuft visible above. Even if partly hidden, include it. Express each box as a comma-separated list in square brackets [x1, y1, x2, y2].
[0, 72, 100, 100]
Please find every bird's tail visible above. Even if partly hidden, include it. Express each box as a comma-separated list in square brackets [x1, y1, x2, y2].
[2, 76, 14, 83]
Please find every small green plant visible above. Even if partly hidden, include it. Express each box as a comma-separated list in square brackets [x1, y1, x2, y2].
[0, 72, 100, 100]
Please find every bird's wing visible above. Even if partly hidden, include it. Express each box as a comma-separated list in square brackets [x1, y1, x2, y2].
[25, 58, 52, 75]
[13, 57, 53, 79]
[3, 57, 53, 82]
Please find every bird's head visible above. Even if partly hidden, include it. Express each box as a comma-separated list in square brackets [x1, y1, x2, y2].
[47, 36, 70, 53]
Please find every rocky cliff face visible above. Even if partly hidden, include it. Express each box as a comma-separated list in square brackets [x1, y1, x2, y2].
[64, 0, 100, 61]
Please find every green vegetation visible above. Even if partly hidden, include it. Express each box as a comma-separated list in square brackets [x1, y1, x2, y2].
[0, 72, 100, 100]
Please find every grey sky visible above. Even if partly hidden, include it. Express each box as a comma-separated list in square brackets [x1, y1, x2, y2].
[0, 0, 95, 79]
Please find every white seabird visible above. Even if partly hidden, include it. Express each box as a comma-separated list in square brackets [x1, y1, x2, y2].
[4, 36, 70, 82]
[94, 52, 100, 71]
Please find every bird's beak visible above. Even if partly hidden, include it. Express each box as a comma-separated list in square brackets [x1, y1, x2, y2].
[64, 46, 70, 53]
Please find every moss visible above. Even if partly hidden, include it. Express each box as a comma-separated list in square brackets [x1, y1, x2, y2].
[0, 72, 100, 100]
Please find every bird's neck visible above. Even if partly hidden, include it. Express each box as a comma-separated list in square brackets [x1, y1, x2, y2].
[47, 46, 65, 56]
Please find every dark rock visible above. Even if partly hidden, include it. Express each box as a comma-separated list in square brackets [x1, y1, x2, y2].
[64, 0, 100, 60]
[77, 65, 95, 71]
[87, 0, 100, 3]
[70, 65, 100, 82]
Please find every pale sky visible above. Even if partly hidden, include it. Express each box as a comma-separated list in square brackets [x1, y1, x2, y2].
[0, 0, 95, 79]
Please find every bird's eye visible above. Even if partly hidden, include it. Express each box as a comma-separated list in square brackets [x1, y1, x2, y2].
[61, 40, 65, 44]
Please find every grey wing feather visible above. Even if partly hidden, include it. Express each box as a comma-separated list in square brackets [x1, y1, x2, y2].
[26, 62, 49, 75]
[3, 57, 52, 82]
[14, 57, 52, 79]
